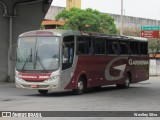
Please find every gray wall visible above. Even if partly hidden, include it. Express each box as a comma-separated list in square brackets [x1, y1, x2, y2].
[0, 0, 52, 82]
[45, 6, 65, 20]
[150, 59, 160, 76]
[0, 3, 9, 81]
[109, 14, 160, 28]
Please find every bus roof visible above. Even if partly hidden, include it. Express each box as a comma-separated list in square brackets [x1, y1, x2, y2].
[19, 29, 148, 42]
[121, 35, 148, 42]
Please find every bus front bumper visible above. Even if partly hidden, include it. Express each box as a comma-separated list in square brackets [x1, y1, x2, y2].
[15, 76, 66, 92]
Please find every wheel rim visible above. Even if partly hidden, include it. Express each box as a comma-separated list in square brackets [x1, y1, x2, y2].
[78, 81, 84, 91]
[125, 77, 130, 87]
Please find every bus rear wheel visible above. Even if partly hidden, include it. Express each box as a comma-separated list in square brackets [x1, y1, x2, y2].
[73, 78, 86, 95]
[116, 75, 130, 89]
[38, 90, 48, 94]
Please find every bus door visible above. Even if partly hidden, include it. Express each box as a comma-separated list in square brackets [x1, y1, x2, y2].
[61, 36, 76, 89]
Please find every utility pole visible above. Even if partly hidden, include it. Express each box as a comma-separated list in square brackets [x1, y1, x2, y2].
[120, 0, 123, 35]
[66, 0, 81, 10]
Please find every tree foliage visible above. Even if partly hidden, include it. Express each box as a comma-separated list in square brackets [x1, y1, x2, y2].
[55, 8, 117, 34]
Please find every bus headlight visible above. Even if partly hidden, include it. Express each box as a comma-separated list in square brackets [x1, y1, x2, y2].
[15, 71, 26, 83]
[44, 75, 59, 83]
[52, 76, 58, 80]
[15, 71, 21, 79]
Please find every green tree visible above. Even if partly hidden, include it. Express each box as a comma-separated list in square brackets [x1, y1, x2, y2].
[40, 24, 45, 30]
[55, 8, 117, 34]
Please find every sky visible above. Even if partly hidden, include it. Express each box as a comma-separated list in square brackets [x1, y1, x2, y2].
[52, 0, 160, 20]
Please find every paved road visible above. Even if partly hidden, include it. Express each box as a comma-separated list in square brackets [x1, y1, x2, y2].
[0, 77, 160, 120]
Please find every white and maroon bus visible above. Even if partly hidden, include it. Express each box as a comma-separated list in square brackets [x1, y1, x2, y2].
[15, 29, 149, 94]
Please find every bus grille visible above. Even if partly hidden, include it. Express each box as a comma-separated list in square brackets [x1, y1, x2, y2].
[22, 84, 49, 89]
[24, 80, 45, 82]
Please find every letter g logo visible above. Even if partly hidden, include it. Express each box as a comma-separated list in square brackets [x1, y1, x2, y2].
[105, 57, 128, 81]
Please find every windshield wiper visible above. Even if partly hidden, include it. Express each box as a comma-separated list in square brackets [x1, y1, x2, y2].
[22, 48, 32, 71]
[35, 50, 48, 73]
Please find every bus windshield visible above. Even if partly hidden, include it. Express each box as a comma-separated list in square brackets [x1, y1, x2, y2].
[16, 36, 60, 71]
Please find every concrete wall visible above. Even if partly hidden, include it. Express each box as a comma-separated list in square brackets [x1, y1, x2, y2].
[0, 0, 52, 82]
[45, 6, 65, 20]
[0, 3, 9, 81]
[45, 6, 160, 28]
[150, 59, 160, 76]
[109, 13, 160, 28]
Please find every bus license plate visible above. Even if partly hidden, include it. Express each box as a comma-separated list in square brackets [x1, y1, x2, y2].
[31, 84, 38, 88]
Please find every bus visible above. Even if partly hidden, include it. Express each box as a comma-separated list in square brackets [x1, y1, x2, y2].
[15, 29, 149, 94]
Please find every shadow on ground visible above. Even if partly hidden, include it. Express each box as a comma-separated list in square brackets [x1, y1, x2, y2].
[23, 85, 145, 97]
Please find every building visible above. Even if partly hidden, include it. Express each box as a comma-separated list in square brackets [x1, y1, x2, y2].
[42, 19, 64, 29]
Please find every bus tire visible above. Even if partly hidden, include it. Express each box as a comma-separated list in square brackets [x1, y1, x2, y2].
[116, 75, 130, 89]
[73, 77, 85, 95]
[38, 90, 48, 94]
[123, 75, 130, 88]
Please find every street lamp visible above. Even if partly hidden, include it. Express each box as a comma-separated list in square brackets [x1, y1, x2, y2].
[120, 0, 123, 35]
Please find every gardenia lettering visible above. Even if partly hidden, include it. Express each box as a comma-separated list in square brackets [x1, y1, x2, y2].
[129, 59, 149, 65]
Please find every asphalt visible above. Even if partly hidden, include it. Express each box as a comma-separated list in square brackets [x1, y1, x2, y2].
[0, 77, 160, 120]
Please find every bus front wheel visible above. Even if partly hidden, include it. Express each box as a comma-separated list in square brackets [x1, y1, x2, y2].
[73, 78, 85, 95]
[38, 90, 48, 94]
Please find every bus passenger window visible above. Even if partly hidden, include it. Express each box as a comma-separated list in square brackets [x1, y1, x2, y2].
[94, 41, 100, 54]
[119, 41, 129, 55]
[77, 37, 91, 54]
[130, 41, 140, 55]
[108, 41, 118, 55]
[94, 39, 105, 54]
[140, 42, 148, 55]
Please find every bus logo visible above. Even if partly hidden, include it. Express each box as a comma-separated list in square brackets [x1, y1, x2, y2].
[105, 57, 128, 81]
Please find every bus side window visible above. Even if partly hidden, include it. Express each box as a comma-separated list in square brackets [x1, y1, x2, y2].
[62, 35, 75, 70]
[77, 37, 91, 55]
[113, 43, 118, 54]
[93, 38, 105, 55]
[119, 41, 130, 55]
[140, 42, 148, 55]
[108, 42, 114, 54]
[108, 41, 118, 55]
[130, 41, 140, 55]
